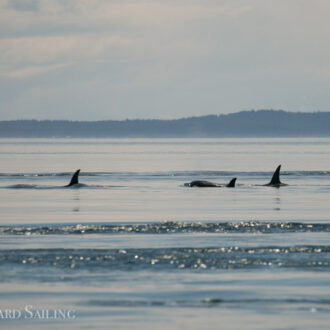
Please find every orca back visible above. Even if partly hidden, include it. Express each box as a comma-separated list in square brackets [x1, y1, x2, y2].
[189, 180, 218, 187]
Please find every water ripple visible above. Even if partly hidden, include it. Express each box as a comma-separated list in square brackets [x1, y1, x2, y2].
[1, 221, 330, 235]
[0, 246, 329, 271]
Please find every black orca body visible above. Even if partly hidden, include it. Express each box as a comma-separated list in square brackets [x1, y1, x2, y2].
[66, 169, 81, 187]
[264, 165, 287, 187]
[187, 178, 236, 188]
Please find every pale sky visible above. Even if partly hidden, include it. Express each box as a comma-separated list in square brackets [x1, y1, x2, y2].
[1, 0, 330, 120]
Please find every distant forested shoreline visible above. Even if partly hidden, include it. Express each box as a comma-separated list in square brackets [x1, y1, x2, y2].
[0, 110, 329, 137]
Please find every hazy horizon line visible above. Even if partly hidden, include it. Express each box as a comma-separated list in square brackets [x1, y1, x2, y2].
[1, 109, 329, 122]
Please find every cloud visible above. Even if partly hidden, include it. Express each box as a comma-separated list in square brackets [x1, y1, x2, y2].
[0, 1, 257, 81]
[4, 63, 71, 79]
[7, 0, 38, 12]
[0, 0, 330, 119]
[0, 33, 135, 78]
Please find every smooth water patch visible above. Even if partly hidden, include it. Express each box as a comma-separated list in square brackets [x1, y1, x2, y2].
[1, 271, 330, 330]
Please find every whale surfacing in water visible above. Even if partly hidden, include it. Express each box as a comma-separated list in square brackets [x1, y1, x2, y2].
[66, 169, 80, 187]
[187, 177, 236, 188]
[264, 165, 287, 187]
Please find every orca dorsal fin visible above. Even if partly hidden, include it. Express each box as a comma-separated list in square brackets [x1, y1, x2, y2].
[67, 169, 80, 186]
[269, 165, 281, 185]
[226, 177, 236, 188]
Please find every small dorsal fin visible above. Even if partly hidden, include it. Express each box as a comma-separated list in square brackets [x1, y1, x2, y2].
[226, 177, 236, 188]
[67, 169, 80, 187]
[269, 165, 281, 185]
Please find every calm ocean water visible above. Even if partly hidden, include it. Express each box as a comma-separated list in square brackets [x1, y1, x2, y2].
[0, 138, 329, 329]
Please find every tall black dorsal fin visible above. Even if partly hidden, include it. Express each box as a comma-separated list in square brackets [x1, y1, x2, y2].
[269, 165, 281, 185]
[67, 169, 80, 186]
[226, 178, 236, 188]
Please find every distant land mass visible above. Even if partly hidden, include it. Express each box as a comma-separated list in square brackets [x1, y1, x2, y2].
[0, 110, 330, 137]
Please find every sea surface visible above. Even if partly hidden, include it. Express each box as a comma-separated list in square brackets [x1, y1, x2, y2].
[0, 138, 329, 329]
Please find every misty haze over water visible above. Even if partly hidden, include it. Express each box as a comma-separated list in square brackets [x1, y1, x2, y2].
[1, 110, 330, 137]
